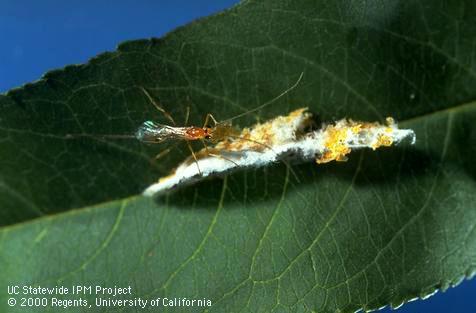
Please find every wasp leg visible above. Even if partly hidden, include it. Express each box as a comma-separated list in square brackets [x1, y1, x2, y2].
[203, 113, 219, 128]
[140, 87, 176, 125]
[186, 141, 202, 175]
[200, 139, 238, 166]
[223, 136, 300, 182]
[184, 106, 190, 126]
[154, 147, 172, 160]
[154, 142, 179, 161]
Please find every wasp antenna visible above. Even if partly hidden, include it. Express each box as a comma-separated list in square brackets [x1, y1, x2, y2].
[225, 71, 304, 123]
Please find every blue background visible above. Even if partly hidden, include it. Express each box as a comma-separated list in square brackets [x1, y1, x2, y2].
[0, 1, 474, 312]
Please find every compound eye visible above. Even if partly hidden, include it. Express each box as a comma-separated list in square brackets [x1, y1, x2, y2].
[205, 135, 211, 140]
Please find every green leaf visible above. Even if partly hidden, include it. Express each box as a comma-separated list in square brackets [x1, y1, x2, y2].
[1, 0, 475, 312]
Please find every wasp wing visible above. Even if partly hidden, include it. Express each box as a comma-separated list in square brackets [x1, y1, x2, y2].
[135, 121, 188, 143]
